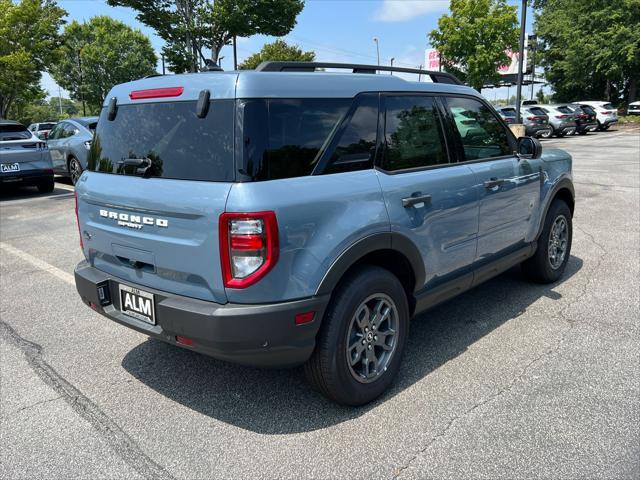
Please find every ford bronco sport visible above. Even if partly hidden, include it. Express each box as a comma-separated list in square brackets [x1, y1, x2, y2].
[74, 62, 574, 405]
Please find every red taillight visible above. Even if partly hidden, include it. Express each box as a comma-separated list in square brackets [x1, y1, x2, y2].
[601, 111, 611, 114]
[75, 191, 83, 250]
[129, 87, 184, 100]
[556, 114, 569, 119]
[219, 211, 279, 289]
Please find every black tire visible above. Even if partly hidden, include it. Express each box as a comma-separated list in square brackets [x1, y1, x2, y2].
[304, 265, 409, 406]
[601, 124, 610, 131]
[37, 178, 55, 193]
[68, 156, 83, 185]
[557, 130, 567, 138]
[522, 199, 572, 283]
[578, 129, 588, 135]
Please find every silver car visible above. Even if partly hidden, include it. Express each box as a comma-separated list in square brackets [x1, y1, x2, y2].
[27, 121, 58, 140]
[534, 104, 577, 137]
[47, 117, 98, 185]
[1, 120, 54, 192]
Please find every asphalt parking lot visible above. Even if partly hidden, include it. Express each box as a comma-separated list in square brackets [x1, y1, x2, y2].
[1, 128, 639, 479]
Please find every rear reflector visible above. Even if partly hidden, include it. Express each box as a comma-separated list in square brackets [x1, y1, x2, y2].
[129, 87, 184, 100]
[295, 311, 315, 326]
[176, 336, 194, 346]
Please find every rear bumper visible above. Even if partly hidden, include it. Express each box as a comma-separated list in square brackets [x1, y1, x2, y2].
[576, 122, 598, 132]
[525, 124, 552, 137]
[0, 169, 53, 186]
[74, 261, 329, 368]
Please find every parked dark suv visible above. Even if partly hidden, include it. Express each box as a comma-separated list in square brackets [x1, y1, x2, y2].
[74, 62, 574, 405]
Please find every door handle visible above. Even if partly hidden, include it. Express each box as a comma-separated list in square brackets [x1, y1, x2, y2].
[483, 178, 505, 189]
[402, 194, 432, 208]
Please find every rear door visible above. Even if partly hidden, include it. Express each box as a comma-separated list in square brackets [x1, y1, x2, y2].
[47, 122, 67, 171]
[442, 95, 541, 261]
[375, 94, 479, 289]
[76, 98, 236, 303]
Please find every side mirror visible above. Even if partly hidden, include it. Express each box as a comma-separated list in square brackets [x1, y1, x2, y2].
[517, 136, 542, 160]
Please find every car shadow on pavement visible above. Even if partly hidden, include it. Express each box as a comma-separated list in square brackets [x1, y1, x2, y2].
[121, 255, 583, 434]
[0, 184, 71, 201]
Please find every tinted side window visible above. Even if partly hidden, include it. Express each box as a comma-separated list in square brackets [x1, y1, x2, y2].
[445, 97, 512, 161]
[238, 98, 350, 181]
[324, 94, 378, 175]
[381, 95, 448, 171]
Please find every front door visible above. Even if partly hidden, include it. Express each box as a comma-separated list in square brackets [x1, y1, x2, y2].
[442, 96, 540, 261]
[376, 94, 479, 290]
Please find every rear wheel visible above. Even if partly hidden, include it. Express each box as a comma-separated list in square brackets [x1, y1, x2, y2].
[578, 129, 588, 135]
[69, 157, 83, 185]
[37, 178, 54, 193]
[304, 265, 409, 406]
[539, 129, 552, 139]
[522, 199, 572, 283]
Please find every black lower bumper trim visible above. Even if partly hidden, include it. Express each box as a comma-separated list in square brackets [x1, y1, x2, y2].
[74, 261, 329, 368]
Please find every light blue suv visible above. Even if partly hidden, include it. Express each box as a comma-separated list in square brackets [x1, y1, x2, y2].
[74, 62, 574, 405]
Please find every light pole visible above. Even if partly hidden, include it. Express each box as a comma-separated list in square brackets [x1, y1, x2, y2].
[390, 57, 395, 75]
[373, 37, 380, 66]
[514, 0, 527, 123]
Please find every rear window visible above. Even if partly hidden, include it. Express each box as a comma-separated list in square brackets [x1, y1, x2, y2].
[0, 124, 31, 141]
[602, 103, 615, 110]
[88, 100, 235, 182]
[500, 108, 517, 117]
[556, 106, 573, 114]
[581, 105, 596, 115]
[39, 123, 56, 130]
[528, 107, 547, 116]
[238, 98, 350, 181]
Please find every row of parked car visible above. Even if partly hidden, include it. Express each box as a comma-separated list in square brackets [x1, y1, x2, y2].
[496, 101, 621, 138]
[0, 116, 97, 192]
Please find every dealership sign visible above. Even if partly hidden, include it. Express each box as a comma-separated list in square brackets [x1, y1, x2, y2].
[425, 43, 528, 75]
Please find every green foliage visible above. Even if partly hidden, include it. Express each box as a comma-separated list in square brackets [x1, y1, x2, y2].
[239, 40, 314, 70]
[429, 0, 519, 90]
[9, 96, 82, 126]
[50, 16, 157, 112]
[534, 0, 640, 103]
[0, 0, 66, 118]
[106, 0, 304, 73]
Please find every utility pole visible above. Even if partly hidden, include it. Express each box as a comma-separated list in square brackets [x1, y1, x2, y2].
[161, 53, 166, 75]
[418, 64, 423, 82]
[529, 34, 537, 100]
[514, 0, 527, 123]
[390, 57, 394, 75]
[373, 37, 380, 67]
[57, 85, 63, 116]
[77, 50, 86, 116]
[233, 36, 238, 70]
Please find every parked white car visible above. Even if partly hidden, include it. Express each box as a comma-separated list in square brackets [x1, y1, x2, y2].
[627, 101, 640, 116]
[573, 101, 618, 130]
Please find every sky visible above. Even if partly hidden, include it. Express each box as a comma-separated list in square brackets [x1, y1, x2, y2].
[42, 0, 539, 102]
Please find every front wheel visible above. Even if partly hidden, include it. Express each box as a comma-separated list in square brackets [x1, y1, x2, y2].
[304, 266, 409, 406]
[522, 199, 572, 283]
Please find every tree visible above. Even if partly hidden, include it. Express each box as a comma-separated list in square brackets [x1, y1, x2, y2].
[50, 16, 157, 113]
[239, 40, 314, 70]
[428, 0, 519, 90]
[106, 0, 304, 73]
[534, 0, 640, 104]
[0, 0, 66, 118]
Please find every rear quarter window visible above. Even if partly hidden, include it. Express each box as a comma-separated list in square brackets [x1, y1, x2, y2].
[88, 100, 235, 182]
[238, 98, 351, 181]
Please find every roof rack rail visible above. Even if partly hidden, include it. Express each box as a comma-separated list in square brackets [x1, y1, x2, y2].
[254, 61, 463, 85]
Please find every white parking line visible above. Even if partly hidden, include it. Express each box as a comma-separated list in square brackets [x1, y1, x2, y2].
[55, 183, 75, 192]
[0, 242, 74, 285]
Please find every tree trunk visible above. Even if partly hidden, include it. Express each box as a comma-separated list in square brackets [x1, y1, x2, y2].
[605, 79, 611, 102]
[629, 76, 637, 103]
